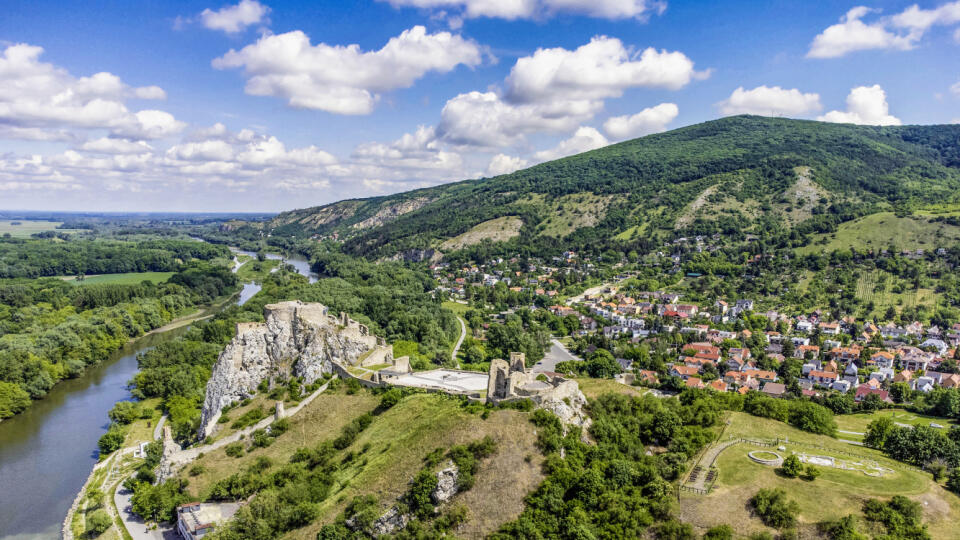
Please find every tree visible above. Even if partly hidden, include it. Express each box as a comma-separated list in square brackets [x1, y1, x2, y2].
[585, 349, 621, 378]
[947, 467, 960, 495]
[804, 464, 821, 480]
[780, 454, 803, 478]
[98, 425, 125, 455]
[864, 416, 896, 450]
[86, 509, 112, 536]
[890, 382, 911, 403]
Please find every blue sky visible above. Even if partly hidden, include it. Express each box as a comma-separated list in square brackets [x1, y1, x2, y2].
[1, 0, 959, 212]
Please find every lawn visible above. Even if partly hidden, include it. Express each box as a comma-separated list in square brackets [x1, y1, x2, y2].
[61, 271, 175, 285]
[834, 409, 958, 434]
[235, 259, 281, 283]
[679, 412, 960, 539]
[441, 300, 471, 316]
[0, 219, 84, 237]
[576, 377, 646, 399]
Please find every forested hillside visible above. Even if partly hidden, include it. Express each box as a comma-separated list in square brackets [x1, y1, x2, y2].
[257, 116, 960, 261]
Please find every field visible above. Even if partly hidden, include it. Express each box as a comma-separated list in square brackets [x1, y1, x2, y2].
[180, 388, 544, 540]
[798, 212, 960, 254]
[679, 412, 960, 539]
[441, 300, 471, 316]
[61, 271, 175, 285]
[235, 258, 281, 282]
[0, 219, 84, 237]
[575, 377, 646, 399]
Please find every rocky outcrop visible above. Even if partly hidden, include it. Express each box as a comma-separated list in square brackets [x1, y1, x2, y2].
[385, 248, 442, 263]
[431, 465, 459, 504]
[370, 507, 410, 536]
[539, 389, 592, 430]
[198, 301, 386, 438]
[353, 198, 431, 230]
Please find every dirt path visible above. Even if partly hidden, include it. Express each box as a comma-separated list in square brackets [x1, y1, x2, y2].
[452, 316, 467, 368]
[683, 440, 740, 492]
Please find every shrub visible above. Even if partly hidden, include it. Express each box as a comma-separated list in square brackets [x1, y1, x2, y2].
[86, 509, 112, 536]
[703, 524, 734, 540]
[225, 443, 244, 457]
[947, 467, 960, 495]
[804, 464, 821, 481]
[779, 454, 803, 478]
[749, 488, 800, 529]
[188, 464, 206, 476]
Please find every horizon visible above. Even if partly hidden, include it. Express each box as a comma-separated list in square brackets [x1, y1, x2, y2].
[3, 0, 960, 212]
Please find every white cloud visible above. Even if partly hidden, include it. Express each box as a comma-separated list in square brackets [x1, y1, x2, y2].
[80, 137, 153, 154]
[485, 153, 528, 176]
[718, 86, 822, 117]
[506, 37, 707, 103]
[951, 80, 960, 96]
[438, 37, 703, 148]
[200, 0, 270, 33]
[890, 1, 960, 32]
[213, 26, 485, 115]
[533, 126, 609, 162]
[808, 2, 960, 58]
[818, 85, 901, 126]
[381, 0, 664, 20]
[438, 91, 600, 147]
[603, 102, 678, 139]
[807, 7, 916, 58]
[0, 43, 181, 141]
[352, 125, 464, 175]
[955, 27, 960, 41]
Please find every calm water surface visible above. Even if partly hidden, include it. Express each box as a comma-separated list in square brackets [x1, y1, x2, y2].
[0, 328, 188, 539]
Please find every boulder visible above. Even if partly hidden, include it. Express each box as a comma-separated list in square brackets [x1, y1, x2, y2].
[431, 465, 459, 504]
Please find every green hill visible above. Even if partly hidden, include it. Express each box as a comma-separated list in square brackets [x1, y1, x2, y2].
[269, 116, 960, 260]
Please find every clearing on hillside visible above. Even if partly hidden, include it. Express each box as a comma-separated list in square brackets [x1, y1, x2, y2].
[0, 219, 84, 237]
[536, 193, 618, 237]
[61, 271, 175, 285]
[798, 212, 960, 254]
[440, 216, 524, 251]
[678, 412, 960, 539]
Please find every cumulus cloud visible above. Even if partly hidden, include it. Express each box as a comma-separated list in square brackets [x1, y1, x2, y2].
[808, 2, 960, 58]
[485, 153, 529, 176]
[80, 137, 153, 154]
[818, 85, 901, 126]
[603, 102, 678, 139]
[808, 7, 916, 58]
[506, 37, 707, 103]
[0, 43, 181, 141]
[438, 37, 704, 148]
[213, 26, 485, 115]
[951, 80, 960, 96]
[200, 0, 270, 33]
[718, 86, 822, 117]
[533, 126, 609, 162]
[381, 0, 665, 21]
[439, 91, 600, 147]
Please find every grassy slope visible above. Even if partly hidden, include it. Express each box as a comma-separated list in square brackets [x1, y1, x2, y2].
[679, 412, 960, 539]
[181, 389, 543, 540]
[798, 212, 960, 254]
[439, 216, 524, 250]
[235, 259, 281, 283]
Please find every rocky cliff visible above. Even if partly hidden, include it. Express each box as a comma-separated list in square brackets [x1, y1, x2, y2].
[198, 301, 386, 438]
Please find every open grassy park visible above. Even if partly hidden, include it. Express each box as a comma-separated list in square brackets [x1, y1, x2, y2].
[0, 219, 85, 237]
[679, 412, 960, 538]
[60, 271, 176, 285]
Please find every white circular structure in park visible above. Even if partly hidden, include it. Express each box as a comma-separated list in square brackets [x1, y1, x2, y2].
[748, 450, 783, 467]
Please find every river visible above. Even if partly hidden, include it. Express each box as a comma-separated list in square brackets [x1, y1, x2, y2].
[0, 328, 190, 539]
[0, 247, 317, 539]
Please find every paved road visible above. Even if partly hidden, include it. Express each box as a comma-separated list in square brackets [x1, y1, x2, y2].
[115, 486, 177, 540]
[452, 316, 467, 368]
[684, 440, 740, 491]
[153, 415, 167, 441]
[533, 339, 582, 373]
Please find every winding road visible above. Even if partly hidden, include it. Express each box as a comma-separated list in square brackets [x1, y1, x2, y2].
[452, 316, 467, 368]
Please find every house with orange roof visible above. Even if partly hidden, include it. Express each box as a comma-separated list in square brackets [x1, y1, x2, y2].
[685, 377, 705, 389]
[709, 379, 728, 392]
[670, 365, 700, 380]
[893, 369, 913, 383]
